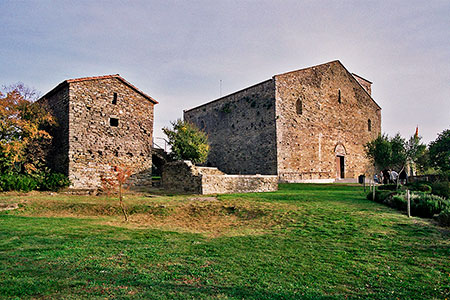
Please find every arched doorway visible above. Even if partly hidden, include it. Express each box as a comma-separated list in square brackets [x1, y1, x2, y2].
[334, 144, 346, 179]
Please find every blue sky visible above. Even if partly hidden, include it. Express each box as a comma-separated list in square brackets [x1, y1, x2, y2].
[1, 0, 449, 143]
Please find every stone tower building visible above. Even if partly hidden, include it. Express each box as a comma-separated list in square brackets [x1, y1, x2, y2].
[39, 74, 157, 189]
[184, 60, 381, 183]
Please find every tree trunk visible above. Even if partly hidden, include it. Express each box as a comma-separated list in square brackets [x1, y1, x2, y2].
[119, 182, 128, 222]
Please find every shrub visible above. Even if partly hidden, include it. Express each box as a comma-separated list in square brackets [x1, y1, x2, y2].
[390, 195, 407, 210]
[430, 181, 450, 199]
[366, 190, 396, 204]
[407, 182, 432, 193]
[378, 184, 398, 191]
[410, 193, 448, 218]
[437, 207, 450, 227]
[0, 174, 38, 192]
[0, 172, 70, 192]
[39, 173, 71, 191]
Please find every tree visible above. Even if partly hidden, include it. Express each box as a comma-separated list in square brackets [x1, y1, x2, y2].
[365, 133, 425, 175]
[100, 165, 131, 222]
[405, 134, 428, 174]
[389, 133, 407, 172]
[163, 119, 209, 164]
[0, 83, 55, 174]
[365, 134, 395, 172]
[429, 129, 450, 173]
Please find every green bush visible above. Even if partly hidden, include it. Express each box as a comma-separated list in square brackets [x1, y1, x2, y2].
[378, 184, 398, 191]
[0, 174, 38, 192]
[437, 207, 450, 227]
[410, 193, 448, 218]
[366, 190, 396, 203]
[407, 182, 432, 193]
[430, 181, 449, 199]
[39, 173, 71, 191]
[367, 186, 450, 219]
[390, 195, 407, 210]
[0, 172, 70, 192]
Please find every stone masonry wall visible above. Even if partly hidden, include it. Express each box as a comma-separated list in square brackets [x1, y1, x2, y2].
[184, 80, 277, 175]
[275, 61, 381, 182]
[162, 161, 278, 194]
[68, 78, 154, 189]
[38, 85, 70, 175]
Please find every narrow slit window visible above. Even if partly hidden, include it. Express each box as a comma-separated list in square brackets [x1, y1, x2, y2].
[110, 117, 119, 127]
[368, 119, 372, 132]
[338, 89, 341, 103]
[296, 99, 303, 115]
[112, 93, 117, 104]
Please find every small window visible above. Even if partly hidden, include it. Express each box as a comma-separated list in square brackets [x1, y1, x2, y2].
[296, 99, 303, 115]
[338, 89, 341, 103]
[110, 117, 119, 127]
[368, 119, 372, 132]
[112, 93, 117, 105]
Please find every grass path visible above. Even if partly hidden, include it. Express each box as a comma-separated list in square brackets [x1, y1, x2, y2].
[0, 184, 449, 299]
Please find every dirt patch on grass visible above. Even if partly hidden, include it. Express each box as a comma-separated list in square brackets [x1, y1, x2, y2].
[10, 195, 297, 237]
[113, 200, 287, 237]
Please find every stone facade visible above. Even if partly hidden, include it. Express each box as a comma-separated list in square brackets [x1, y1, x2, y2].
[184, 80, 277, 175]
[39, 75, 157, 189]
[184, 60, 381, 183]
[162, 161, 278, 194]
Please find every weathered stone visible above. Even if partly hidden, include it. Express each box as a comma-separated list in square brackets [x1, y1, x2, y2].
[162, 161, 278, 194]
[39, 75, 157, 189]
[184, 60, 381, 183]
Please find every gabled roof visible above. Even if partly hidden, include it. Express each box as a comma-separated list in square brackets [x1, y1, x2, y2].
[40, 74, 158, 104]
[186, 60, 381, 113]
[274, 60, 381, 110]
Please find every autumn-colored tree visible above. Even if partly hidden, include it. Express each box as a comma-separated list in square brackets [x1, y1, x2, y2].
[0, 83, 55, 174]
[100, 166, 132, 222]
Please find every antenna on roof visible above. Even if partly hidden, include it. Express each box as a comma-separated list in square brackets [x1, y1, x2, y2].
[220, 80, 222, 97]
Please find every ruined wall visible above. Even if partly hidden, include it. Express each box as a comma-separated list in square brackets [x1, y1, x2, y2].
[162, 161, 278, 194]
[39, 85, 70, 175]
[275, 61, 381, 182]
[68, 78, 154, 188]
[184, 80, 277, 175]
[201, 174, 278, 194]
[162, 161, 204, 193]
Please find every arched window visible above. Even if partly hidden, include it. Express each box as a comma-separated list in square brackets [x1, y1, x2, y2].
[296, 98, 303, 115]
[368, 119, 372, 132]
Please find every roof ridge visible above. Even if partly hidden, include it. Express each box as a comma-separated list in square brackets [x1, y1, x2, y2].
[66, 74, 121, 83]
[274, 60, 341, 77]
[39, 74, 158, 104]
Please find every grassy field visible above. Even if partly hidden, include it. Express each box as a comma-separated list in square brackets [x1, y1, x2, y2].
[0, 184, 449, 299]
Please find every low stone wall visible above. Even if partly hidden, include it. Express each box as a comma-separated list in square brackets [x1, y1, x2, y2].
[162, 161, 278, 194]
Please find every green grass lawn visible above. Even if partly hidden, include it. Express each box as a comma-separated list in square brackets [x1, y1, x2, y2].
[0, 184, 449, 299]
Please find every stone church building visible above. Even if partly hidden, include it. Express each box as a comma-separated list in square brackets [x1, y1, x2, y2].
[184, 60, 381, 183]
[39, 74, 157, 189]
